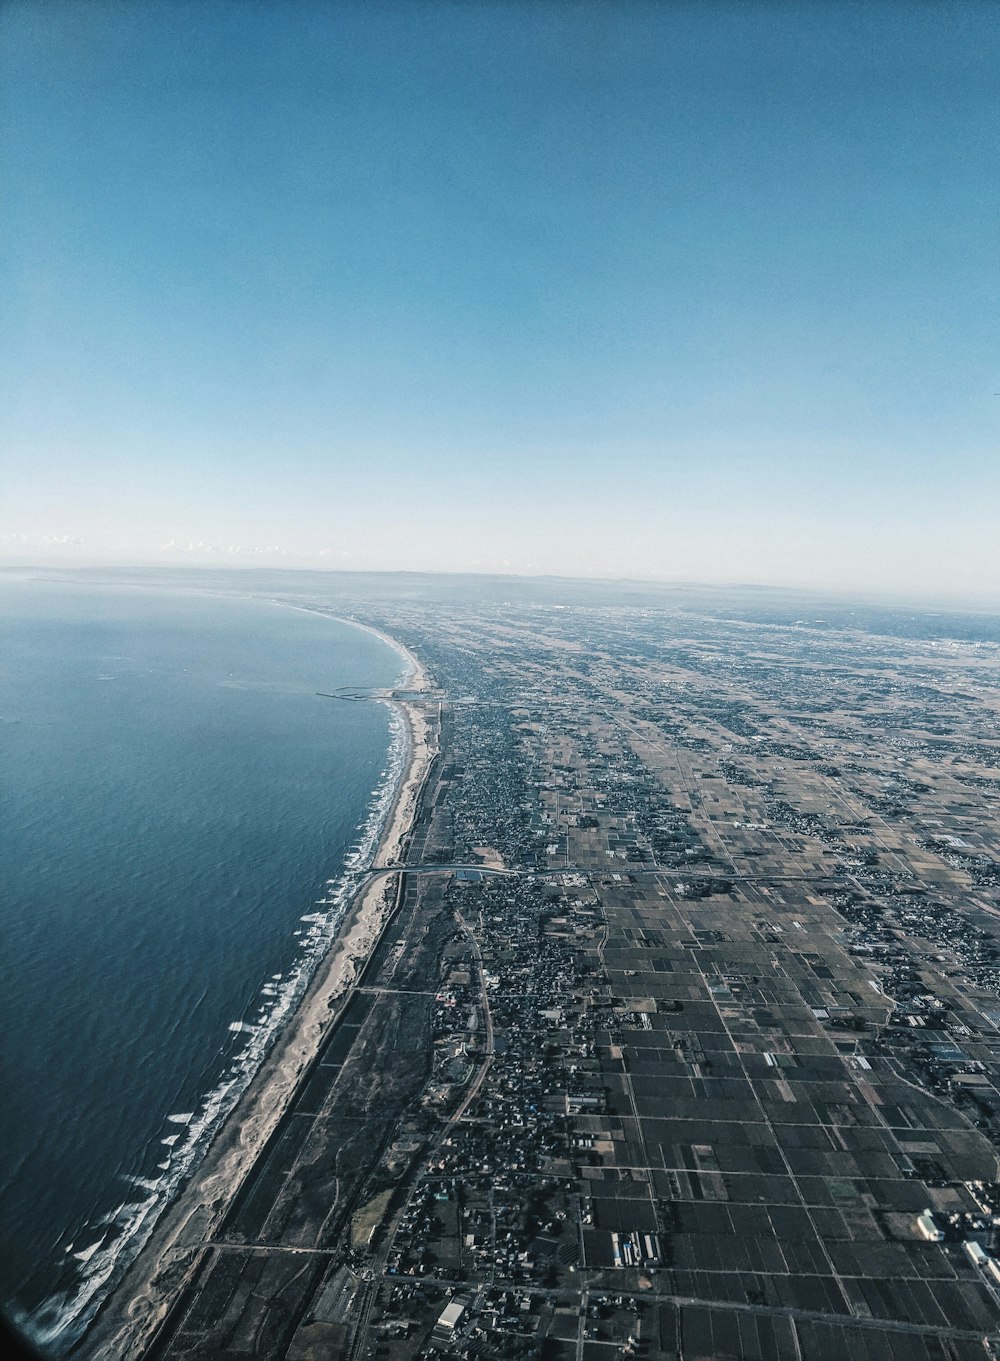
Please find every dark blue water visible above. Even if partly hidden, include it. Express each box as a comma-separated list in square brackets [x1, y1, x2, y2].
[0, 576, 403, 1349]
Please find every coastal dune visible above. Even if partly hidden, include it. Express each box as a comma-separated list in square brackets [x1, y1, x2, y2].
[80, 624, 437, 1361]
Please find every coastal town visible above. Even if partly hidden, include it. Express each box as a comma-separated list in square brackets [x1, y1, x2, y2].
[83, 584, 1000, 1361]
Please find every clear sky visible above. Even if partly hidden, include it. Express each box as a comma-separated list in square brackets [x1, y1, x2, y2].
[2, 0, 998, 599]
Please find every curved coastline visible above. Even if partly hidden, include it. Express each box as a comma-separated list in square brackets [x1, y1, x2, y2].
[72, 619, 437, 1361]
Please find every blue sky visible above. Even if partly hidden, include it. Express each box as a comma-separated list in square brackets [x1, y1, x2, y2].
[2, 0, 998, 598]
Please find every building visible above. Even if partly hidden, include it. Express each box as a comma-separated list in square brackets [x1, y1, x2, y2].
[434, 1299, 466, 1340]
[917, 1209, 944, 1242]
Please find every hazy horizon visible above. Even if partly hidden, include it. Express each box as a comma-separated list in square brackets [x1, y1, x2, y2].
[3, 1, 998, 598]
[4, 559, 1000, 617]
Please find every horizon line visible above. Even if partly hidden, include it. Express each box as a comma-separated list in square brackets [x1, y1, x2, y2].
[3, 558, 1000, 614]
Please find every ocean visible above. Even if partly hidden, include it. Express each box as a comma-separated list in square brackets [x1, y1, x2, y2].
[0, 575, 405, 1351]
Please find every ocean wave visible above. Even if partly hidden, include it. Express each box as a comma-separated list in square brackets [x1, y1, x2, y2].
[29, 688, 411, 1354]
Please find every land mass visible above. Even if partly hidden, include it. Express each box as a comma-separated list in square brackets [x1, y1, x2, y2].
[81, 579, 1000, 1361]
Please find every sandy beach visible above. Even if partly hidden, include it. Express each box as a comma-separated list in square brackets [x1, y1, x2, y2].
[81, 623, 437, 1360]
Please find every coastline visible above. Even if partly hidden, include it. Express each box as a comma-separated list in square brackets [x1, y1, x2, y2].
[78, 621, 437, 1361]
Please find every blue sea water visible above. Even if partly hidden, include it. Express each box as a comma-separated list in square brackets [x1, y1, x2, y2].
[0, 576, 404, 1350]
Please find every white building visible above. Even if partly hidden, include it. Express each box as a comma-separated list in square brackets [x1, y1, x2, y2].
[917, 1209, 944, 1242]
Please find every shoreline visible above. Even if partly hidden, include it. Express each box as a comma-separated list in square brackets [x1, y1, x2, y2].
[77, 620, 437, 1361]
[276, 601, 429, 705]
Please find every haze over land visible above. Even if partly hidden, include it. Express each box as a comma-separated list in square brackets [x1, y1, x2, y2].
[2, 1, 998, 598]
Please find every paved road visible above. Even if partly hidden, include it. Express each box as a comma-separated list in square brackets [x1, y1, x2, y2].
[374, 1270, 1000, 1347]
[364, 860, 890, 886]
